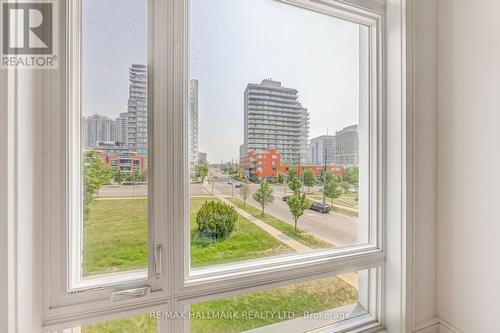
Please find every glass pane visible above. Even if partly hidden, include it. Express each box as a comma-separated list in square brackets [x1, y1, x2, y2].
[189, 0, 370, 269]
[189, 271, 369, 333]
[81, 0, 148, 277]
[76, 314, 156, 333]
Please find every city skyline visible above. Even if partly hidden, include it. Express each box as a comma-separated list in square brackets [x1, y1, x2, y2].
[82, 0, 361, 163]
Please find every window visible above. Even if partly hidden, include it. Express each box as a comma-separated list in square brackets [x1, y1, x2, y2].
[78, 0, 150, 283]
[43, 0, 391, 332]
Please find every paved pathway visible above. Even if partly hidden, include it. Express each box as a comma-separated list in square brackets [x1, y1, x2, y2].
[214, 193, 313, 253]
[211, 189, 358, 288]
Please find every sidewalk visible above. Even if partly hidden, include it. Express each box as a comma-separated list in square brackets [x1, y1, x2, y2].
[210, 188, 358, 289]
[214, 193, 313, 253]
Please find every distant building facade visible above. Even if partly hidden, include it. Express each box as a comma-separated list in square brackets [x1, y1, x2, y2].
[309, 135, 336, 165]
[243, 79, 309, 165]
[127, 64, 148, 155]
[335, 125, 359, 165]
[83, 114, 117, 148]
[240, 148, 344, 180]
[198, 152, 207, 166]
[96, 151, 147, 175]
[116, 112, 128, 145]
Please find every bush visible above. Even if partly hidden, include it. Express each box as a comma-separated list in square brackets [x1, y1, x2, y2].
[196, 201, 238, 241]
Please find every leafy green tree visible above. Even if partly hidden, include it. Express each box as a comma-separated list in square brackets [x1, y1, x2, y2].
[288, 168, 298, 180]
[276, 173, 285, 184]
[340, 181, 350, 193]
[196, 201, 238, 241]
[114, 169, 125, 184]
[287, 193, 310, 231]
[196, 165, 209, 183]
[83, 150, 113, 221]
[303, 168, 316, 192]
[288, 176, 303, 194]
[130, 169, 141, 182]
[252, 181, 274, 216]
[324, 179, 343, 207]
[344, 166, 359, 191]
[319, 169, 334, 183]
[240, 183, 250, 206]
[141, 169, 148, 181]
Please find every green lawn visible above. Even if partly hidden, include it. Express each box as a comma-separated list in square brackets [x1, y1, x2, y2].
[190, 196, 293, 267]
[83, 197, 292, 275]
[82, 196, 358, 333]
[82, 314, 156, 333]
[190, 276, 358, 333]
[83, 198, 149, 276]
[81, 276, 358, 333]
[227, 198, 332, 249]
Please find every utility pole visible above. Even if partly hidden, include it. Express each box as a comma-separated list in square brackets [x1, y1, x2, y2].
[284, 173, 287, 195]
[298, 152, 303, 193]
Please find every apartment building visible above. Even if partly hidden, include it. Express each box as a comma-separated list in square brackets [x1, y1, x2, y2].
[127, 64, 148, 155]
[243, 79, 309, 165]
[309, 135, 336, 165]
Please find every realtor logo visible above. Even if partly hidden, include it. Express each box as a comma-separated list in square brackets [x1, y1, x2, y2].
[1, 1, 58, 68]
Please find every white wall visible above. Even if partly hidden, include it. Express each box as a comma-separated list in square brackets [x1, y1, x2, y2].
[438, 0, 500, 332]
[412, 0, 438, 330]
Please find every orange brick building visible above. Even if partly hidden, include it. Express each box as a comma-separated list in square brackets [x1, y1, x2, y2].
[96, 151, 147, 175]
[240, 148, 344, 180]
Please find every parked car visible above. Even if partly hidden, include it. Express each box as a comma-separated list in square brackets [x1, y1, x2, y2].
[309, 202, 331, 214]
[282, 196, 290, 202]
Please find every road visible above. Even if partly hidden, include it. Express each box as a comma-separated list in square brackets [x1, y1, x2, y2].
[99, 179, 360, 248]
[200, 178, 359, 248]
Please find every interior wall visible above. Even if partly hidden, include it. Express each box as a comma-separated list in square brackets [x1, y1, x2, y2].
[437, 0, 500, 332]
[412, 0, 438, 329]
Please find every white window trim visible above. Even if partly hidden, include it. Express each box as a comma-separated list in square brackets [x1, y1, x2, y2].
[29, 0, 415, 332]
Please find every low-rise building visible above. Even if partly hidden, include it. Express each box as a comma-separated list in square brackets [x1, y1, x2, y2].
[96, 151, 147, 175]
[240, 148, 343, 181]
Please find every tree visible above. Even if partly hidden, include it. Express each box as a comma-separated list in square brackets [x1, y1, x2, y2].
[196, 165, 209, 184]
[277, 173, 285, 184]
[288, 176, 302, 194]
[83, 150, 113, 221]
[303, 168, 316, 192]
[324, 179, 343, 208]
[340, 181, 350, 193]
[319, 169, 334, 183]
[196, 201, 238, 241]
[114, 169, 125, 184]
[287, 193, 310, 231]
[252, 181, 274, 216]
[240, 183, 250, 206]
[130, 169, 141, 182]
[288, 168, 298, 180]
[344, 166, 359, 192]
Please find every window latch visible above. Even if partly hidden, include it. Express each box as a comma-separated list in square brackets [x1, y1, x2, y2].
[111, 287, 150, 302]
[154, 244, 163, 275]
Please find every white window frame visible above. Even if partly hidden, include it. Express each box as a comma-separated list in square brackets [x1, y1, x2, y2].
[38, 0, 415, 332]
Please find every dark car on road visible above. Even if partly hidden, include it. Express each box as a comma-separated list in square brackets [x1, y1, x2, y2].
[282, 196, 290, 202]
[309, 202, 331, 214]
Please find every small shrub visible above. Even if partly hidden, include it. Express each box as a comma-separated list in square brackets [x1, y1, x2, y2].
[196, 201, 238, 241]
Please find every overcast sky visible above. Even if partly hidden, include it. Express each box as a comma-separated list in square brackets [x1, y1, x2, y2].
[83, 0, 360, 163]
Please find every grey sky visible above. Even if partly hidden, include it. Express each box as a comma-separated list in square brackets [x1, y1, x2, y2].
[83, 0, 360, 163]
[82, 0, 147, 118]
